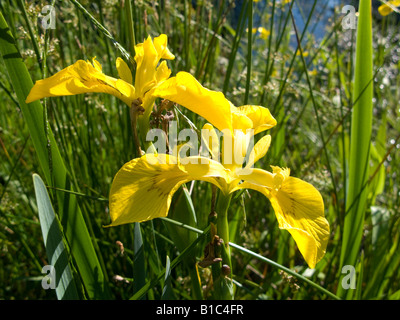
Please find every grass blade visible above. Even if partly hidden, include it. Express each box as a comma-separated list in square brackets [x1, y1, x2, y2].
[161, 256, 175, 300]
[338, 0, 373, 299]
[33, 174, 79, 300]
[132, 222, 146, 298]
[244, 0, 253, 105]
[223, 1, 248, 95]
[70, 0, 131, 63]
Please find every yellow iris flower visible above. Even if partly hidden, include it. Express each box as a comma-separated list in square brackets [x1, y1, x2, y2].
[26, 34, 174, 111]
[26, 34, 235, 135]
[109, 80, 329, 268]
[25, 32, 329, 269]
[378, 0, 400, 16]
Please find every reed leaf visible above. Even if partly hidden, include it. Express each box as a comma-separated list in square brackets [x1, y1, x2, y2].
[338, 0, 373, 299]
[33, 173, 80, 300]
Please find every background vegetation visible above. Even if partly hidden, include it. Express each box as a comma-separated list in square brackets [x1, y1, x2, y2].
[0, 0, 399, 300]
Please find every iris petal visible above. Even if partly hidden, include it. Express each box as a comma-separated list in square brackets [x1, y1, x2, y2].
[246, 134, 271, 169]
[108, 154, 233, 226]
[268, 176, 329, 268]
[152, 72, 233, 132]
[25, 59, 135, 106]
[237, 169, 329, 269]
[231, 105, 277, 134]
[116, 57, 133, 84]
[153, 34, 175, 60]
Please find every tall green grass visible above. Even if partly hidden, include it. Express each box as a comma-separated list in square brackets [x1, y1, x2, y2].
[0, 0, 399, 300]
[0, 10, 110, 299]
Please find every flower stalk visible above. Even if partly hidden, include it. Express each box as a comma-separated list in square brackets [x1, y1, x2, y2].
[130, 98, 144, 157]
[213, 192, 234, 300]
[216, 193, 232, 266]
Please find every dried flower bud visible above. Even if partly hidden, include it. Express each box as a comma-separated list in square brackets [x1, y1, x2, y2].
[116, 240, 124, 256]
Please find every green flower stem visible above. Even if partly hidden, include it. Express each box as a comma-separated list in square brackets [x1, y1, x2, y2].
[135, 97, 157, 154]
[130, 105, 143, 157]
[214, 192, 234, 300]
[216, 192, 232, 262]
